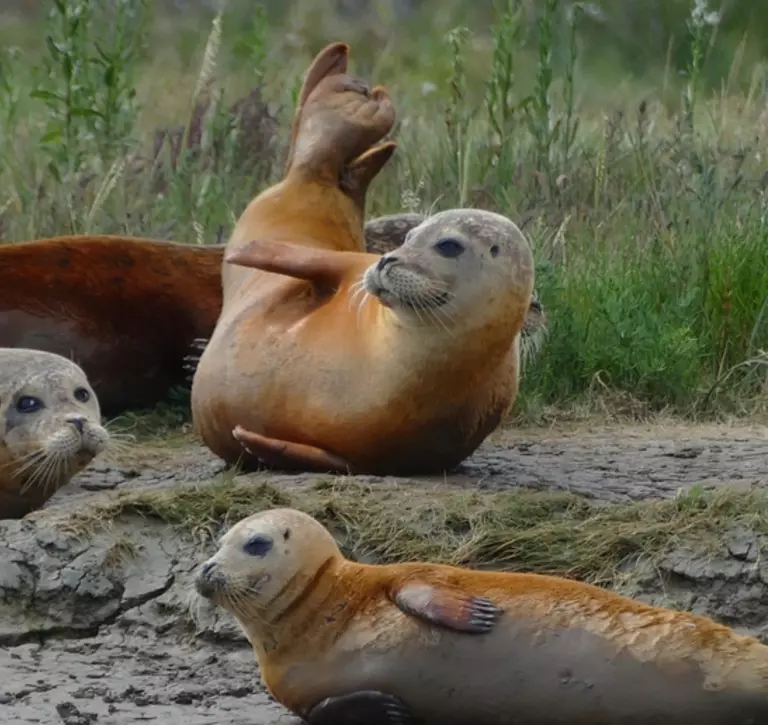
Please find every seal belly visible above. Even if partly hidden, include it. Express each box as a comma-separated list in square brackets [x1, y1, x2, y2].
[325, 617, 768, 725]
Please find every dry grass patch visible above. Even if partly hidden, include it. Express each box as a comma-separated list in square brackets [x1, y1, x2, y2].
[66, 474, 768, 589]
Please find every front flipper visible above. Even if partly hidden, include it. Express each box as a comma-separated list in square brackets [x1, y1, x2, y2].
[390, 581, 503, 634]
[306, 690, 419, 725]
[224, 240, 369, 290]
[232, 426, 355, 474]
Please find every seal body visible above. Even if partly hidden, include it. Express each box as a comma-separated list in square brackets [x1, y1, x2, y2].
[195, 508, 768, 725]
[193, 208, 534, 475]
[191, 43, 535, 475]
[0, 46, 545, 422]
[0, 235, 222, 415]
[0, 224, 545, 420]
[0, 348, 109, 519]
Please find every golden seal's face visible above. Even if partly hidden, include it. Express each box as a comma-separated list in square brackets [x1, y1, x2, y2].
[1, 355, 109, 492]
[194, 508, 341, 621]
[361, 209, 534, 330]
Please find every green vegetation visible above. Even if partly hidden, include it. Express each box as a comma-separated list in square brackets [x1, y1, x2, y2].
[1, 0, 767, 420]
[69, 473, 768, 588]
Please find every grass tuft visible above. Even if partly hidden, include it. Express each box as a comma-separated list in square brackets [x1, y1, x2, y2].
[67, 475, 768, 588]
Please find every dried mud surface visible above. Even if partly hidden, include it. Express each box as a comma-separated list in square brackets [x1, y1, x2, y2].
[2, 421, 768, 724]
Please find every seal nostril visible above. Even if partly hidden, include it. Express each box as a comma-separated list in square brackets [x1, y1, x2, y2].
[67, 416, 86, 434]
[376, 256, 397, 272]
[201, 561, 216, 579]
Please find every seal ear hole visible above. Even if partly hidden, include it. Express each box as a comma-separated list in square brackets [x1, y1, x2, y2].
[490, 245, 500, 257]
[434, 238, 465, 259]
[243, 534, 274, 557]
[74, 387, 91, 403]
[283, 528, 291, 541]
[16, 395, 44, 414]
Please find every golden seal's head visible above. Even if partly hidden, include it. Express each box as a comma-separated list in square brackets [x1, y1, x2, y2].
[0, 349, 109, 515]
[194, 508, 343, 641]
[362, 209, 534, 333]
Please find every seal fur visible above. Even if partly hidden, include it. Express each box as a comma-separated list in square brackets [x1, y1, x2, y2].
[196, 204, 534, 475]
[190, 42, 536, 474]
[195, 507, 768, 725]
[362, 211, 547, 364]
[0, 348, 109, 519]
[0, 44, 545, 421]
[0, 222, 546, 418]
[0, 235, 223, 416]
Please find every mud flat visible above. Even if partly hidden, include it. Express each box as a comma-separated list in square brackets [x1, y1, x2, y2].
[1, 421, 767, 724]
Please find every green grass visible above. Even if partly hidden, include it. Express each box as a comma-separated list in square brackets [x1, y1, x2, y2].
[66, 474, 768, 589]
[1, 0, 768, 421]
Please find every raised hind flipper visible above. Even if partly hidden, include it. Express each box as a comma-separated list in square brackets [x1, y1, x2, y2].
[0, 235, 222, 415]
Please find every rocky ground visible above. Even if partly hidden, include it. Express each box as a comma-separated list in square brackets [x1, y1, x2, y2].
[2, 420, 768, 724]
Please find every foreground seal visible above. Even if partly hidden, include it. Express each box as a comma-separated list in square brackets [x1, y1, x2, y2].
[191, 43, 535, 475]
[0, 348, 109, 519]
[195, 507, 768, 725]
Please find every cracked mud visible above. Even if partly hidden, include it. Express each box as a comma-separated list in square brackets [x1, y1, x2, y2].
[1, 421, 768, 723]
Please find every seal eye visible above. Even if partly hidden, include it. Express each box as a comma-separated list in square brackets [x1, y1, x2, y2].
[243, 535, 273, 557]
[16, 396, 43, 414]
[74, 387, 90, 403]
[435, 238, 465, 259]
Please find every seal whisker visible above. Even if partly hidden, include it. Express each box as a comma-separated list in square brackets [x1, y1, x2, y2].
[3, 447, 44, 470]
[407, 293, 454, 337]
[426, 296, 460, 332]
[105, 439, 135, 455]
[19, 452, 57, 494]
[427, 306, 457, 338]
[102, 430, 137, 442]
[348, 279, 367, 311]
[20, 452, 61, 492]
[355, 291, 371, 330]
[38, 450, 69, 496]
[49, 451, 73, 495]
[226, 587, 271, 628]
[7, 449, 46, 478]
[399, 291, 427, 327]
[99, 439, 135, 467]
